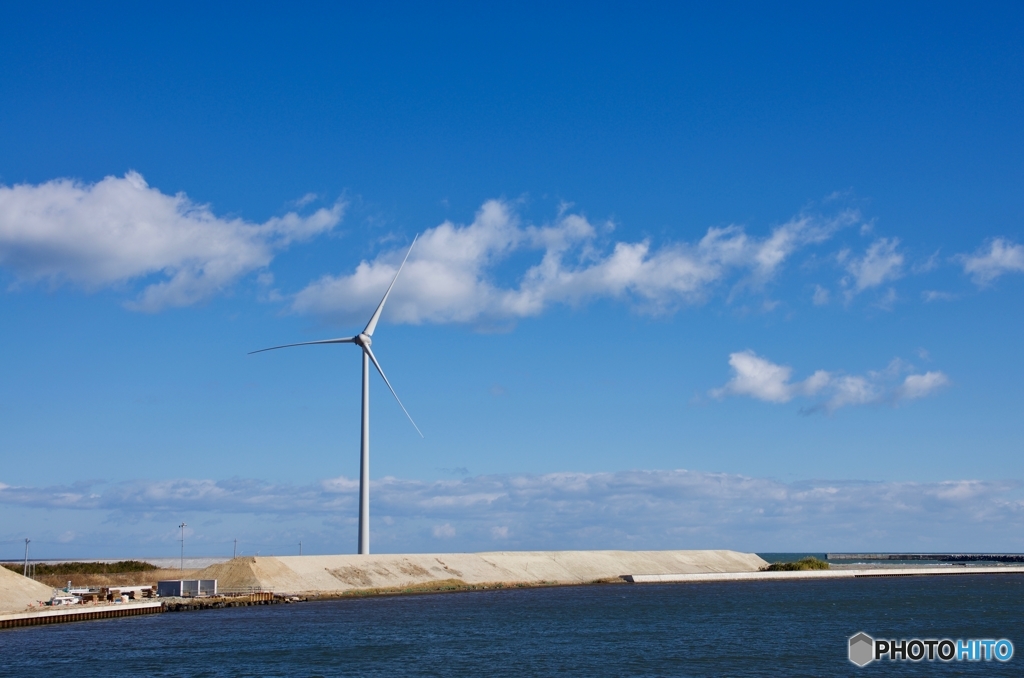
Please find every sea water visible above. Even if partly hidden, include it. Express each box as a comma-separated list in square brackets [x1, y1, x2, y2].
[2, 574, 1022, 676]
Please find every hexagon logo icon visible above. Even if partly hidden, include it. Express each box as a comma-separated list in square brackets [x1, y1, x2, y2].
[849, 632, 874, 667]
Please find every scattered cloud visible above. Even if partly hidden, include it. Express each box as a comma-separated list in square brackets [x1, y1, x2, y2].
[898, 371, 950, 400]
[0, 172, 344, 311]
[875, 286, 898, 310]
[961, 238, 1024, 285]
[1, 470, 1021, 552]
[432, 523, 456, 538]
[711, 351, 829, 404]
[5, 176, 1019, 319]
[293, 192, 318, 208]
[842, 237, 904, 298]
[812, 284, 830, 306]
[922, 290, 958, 302]
[292, 200, 861, 325]
[912, 250, 941, 274]
[712, 351, 948, 412]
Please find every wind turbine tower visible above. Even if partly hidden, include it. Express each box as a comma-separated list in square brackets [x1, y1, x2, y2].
[251, 237, 422, 554]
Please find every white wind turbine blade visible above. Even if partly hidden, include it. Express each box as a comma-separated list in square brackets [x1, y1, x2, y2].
[363, 234, 418, 337]
[249, 337, 356, 354]
[363, 344, 423, 438]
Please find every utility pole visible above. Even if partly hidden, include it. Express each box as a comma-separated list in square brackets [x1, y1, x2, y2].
[23, 538, 30, 577]
[233, 538, 237, 559]
[178, 522, 187, 570]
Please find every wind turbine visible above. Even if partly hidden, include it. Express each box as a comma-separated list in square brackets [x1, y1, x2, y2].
[251, 237, 422, 555]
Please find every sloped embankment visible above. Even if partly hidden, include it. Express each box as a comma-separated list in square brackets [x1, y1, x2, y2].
[195, 550, 767, 595]
[0, 566, 55, 613]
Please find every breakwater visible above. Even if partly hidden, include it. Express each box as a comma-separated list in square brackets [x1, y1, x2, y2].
[161, 593, 284, 612]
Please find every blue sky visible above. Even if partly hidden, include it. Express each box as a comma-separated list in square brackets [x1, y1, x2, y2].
[2, 2, 1023, 559]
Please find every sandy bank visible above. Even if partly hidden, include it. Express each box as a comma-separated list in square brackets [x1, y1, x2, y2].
[0, 566, 56, 614]
[194, 550, 767, 595]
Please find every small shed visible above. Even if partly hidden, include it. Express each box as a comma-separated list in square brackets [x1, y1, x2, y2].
[157, 579, 217, 597]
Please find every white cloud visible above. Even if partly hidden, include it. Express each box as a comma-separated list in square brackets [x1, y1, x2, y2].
[0, 172, 344, 311]
[432, 523, 456, 538]
[710, 351, 829, 403]
[961, 238, 1024, 285]
[843, 237, 903, 296]
[898, 371, 950, 400]
[812, 284, 830, 305]
[712, 351, 948, 412]
[912, 251, 940, 274]
[293, 192, 318, 208]
[876, 287, 898, 309]
[827, 375, 879, 409]
[922, 290, 957, 302]
[1, 470, 1021, 552]
[292, 201, 859, 325]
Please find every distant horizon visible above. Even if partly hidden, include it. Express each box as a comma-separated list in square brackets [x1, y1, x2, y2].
[10, 550, 1024, 567]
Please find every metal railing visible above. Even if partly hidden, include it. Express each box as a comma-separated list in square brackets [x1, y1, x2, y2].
[217, 586, 269, 595]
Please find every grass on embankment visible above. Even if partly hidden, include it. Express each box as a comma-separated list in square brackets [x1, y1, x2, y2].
[2, 561, 198, 588]
[760, 557, 830, 572]
[316, 577, 626, 600]
[2, 560, 157, 576]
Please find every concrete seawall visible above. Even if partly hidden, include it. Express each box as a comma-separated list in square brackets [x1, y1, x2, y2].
[626, 565, 1024, 583]
[0, 601, 163, 629]
[195, 550, 768, 594]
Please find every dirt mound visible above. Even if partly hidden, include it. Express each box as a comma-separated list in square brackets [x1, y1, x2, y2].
[193, 557, 306, 592]
[0, 566, 54, 614]
[192, 558, 262, 590]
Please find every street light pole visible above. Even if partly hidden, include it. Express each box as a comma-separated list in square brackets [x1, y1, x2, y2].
[178, 522, 187, 570]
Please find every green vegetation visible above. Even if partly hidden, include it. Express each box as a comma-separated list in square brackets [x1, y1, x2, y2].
[761, 557, 830, 571]
[1, 560, 157, 576]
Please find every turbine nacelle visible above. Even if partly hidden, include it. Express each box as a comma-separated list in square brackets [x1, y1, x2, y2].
[355, 333, 372, 348]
